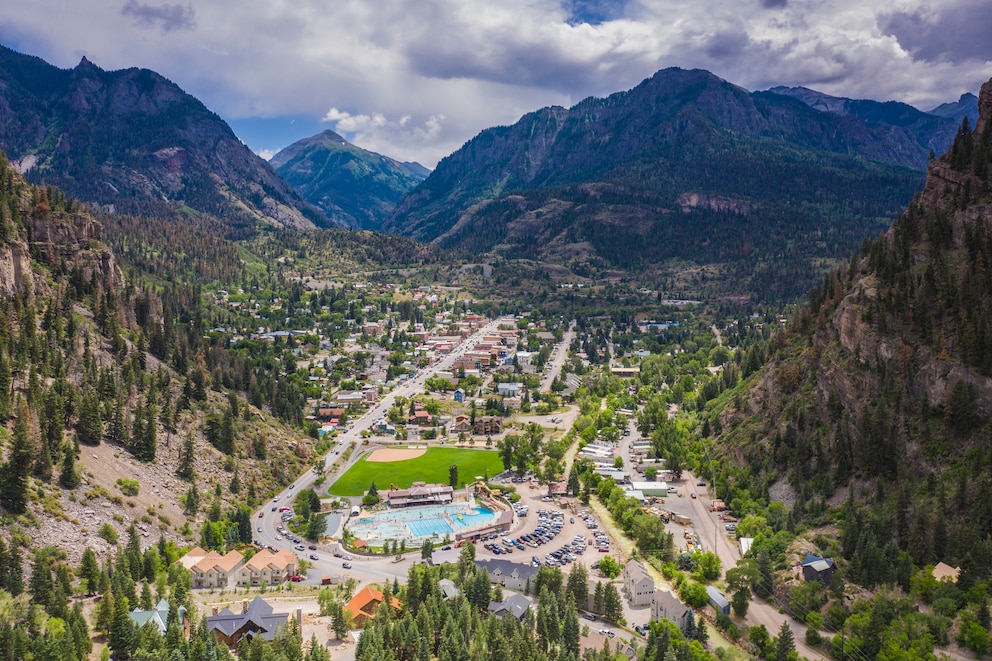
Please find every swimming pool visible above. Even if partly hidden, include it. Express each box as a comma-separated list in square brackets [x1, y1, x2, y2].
[347, 504, 496, 542]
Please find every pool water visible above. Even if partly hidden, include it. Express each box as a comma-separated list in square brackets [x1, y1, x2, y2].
[347, 504, 496, 542]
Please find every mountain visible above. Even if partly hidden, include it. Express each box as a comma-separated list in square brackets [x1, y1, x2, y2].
[770, 85, 972, 156]
[384, 68, 961, 301]
[929, 92, 981, 125]
[270, 129, 428, 230]
[0, 44, 332, 234]
[711, 77, 992, 582]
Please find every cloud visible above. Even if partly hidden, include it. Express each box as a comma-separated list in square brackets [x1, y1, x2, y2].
[320, 107, 447, 163]
[256, 148, 276, 161]
[880, 1, 992, 64]
[760, 0, 788, 8]
[120, 0, 195, 32]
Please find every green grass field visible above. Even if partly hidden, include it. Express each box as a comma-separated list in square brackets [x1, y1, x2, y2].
[328, 447, 504, 496]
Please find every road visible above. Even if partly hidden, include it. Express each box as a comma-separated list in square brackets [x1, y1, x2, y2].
[540, 321, 575, 392]
[253, 317, 514, 578]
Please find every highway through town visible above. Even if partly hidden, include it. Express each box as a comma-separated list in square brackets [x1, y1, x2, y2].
[252, 317, 514, 581]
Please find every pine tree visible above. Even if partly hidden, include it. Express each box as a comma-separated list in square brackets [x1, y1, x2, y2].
[775, 621, 795, 660]
[78, 547, 100, 595]
[108, 593, 137, 660]
[0, 401, 32, 513]
[59, 441, 80, 488]
[176, 432, 195, 480]
[76, 387, 103, 446]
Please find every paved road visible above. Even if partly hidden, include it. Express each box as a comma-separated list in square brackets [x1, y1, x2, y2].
[540, 321, 575, 392]
[253, 318, 513, 573]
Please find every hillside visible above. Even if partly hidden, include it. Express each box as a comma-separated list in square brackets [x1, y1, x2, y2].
[0, 153, 319, 567]
[711, 77, 992, 586]
[271, 129, 428, 230]
[0, 44, 332, 234]
[384, 68, 964, 301]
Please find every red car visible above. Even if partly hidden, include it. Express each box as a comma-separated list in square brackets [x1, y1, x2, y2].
[290, 575, 303, 582]
[258, 512, 264, 518]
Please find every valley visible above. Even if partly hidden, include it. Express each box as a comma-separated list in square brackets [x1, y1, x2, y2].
[0, 38, 989, 661]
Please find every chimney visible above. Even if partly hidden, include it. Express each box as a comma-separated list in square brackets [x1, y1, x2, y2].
[242, 600, 248, 614]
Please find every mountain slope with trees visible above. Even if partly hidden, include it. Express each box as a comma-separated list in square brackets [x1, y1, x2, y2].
[0, 44, 332, 235]
[705, 79, 992, 649]
[385, 68, 966, 301]
[272, 129, 428, 230]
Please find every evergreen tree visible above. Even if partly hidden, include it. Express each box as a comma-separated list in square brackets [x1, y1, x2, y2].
[59, 441, 80, 488]
[775, 621, 796, 661]
[108, 594, 137, 660]
[0, 401, 32, 513]
[176, 432, 195, 480]
[76, 387, 103, 446]
[78, 547, 100, 595]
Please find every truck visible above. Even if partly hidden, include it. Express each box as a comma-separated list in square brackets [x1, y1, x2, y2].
[710, 499, 728, 512]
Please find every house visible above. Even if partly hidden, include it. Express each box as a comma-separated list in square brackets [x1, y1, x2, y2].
[488, 593, 532, 620]
[334, 391, 364, 408]
[623, 560, 655, 607]
[496, 382, 523, 398]
[451, 415, 472, 434]
[932, 562, 961, 583]
[237, 549, 298, 587]
[474, 416, 502, 436]
[386, 482, 454, 508]
[610, 366, 640, 379]
[183, 549, 244, 589]
[129, 598, 188, 636]
[800, 554, 837, 584]
[475, 558, 540, 592]
[438, 578, 461, 600]
[651, 590, 691, 630]
[706, 586, 730, 615]
[408, 410, 432, 426]
[206, 596, 288, 646]
[453, 388, 466, 403]
[344, 585, 401, 628]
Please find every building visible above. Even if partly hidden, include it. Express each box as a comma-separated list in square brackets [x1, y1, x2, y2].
[182, 548, 244, 589]
[706, 586, 730, 615]
[475, 559, 540, 592]
[453, 388, 466, 403]
[496, 382, 523, 398]
[237, 549, 298, 587]
[932, 562, 961, 583]
[451, 415, 472, 434]
[610, 365, 641, 379]
[129, 598, 188, 636]
[651, 589, 691, 630]
[800, 554, 837, 584]
[474, 416, 502, 435]
[488, 593, 532, 620]
[628, 481, 669, 496]
[623, 560, 655, 607]
[344, 586, 401, 628]
[206, 597, 289, 646]
[386, 482, 454, 508]
[438, 578, 461, 600]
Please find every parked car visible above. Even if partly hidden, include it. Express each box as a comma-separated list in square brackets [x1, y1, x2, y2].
[342, 562, 352, 569]
[289, 575, 303, 582]
[309, 554, 319, 561]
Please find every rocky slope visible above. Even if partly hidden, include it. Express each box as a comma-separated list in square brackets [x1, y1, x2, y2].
[271, 129, 428, 230]
[0, 44, 332, 233]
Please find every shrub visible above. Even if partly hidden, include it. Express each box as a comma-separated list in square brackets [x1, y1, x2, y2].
[98, 523, 119, 544]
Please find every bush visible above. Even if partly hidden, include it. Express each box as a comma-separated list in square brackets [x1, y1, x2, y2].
[116, 478, 140, 496]
[98, 523, 119, 544]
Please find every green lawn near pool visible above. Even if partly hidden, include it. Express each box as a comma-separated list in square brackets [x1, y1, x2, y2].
[328, 447, 504, 496]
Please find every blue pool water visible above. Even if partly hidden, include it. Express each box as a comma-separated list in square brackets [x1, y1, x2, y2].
[348, 504, 496, 541]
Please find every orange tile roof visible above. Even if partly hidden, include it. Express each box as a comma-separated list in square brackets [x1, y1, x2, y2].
[345, 585, 401, 620]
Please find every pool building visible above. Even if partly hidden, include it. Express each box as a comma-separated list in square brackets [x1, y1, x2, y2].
[386, 482, 454, 507]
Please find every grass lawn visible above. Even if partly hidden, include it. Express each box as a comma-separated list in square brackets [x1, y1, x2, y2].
[328, 447, 504, 496]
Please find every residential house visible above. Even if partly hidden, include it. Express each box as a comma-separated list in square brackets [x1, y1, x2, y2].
[800, 554, 837, 584]
[129, 598, 188, 636]
[438, 578, 460, 600]
[706, 586, 730, 615]
[183, 549, 244, 589]
[475, 559, 539, 592]
[496, 382, 523, 398]
[408, 409, 432, 426]
[488, 593, 532, 620]
[451, 415, 472, 434]
[651, 589, 691, 630]
[345, 585, 401, 628]
[453, 388, 466, 403]
[623, 560, 655, 607]
[474, 416, 502, 436]
[237, 549, 298, 587]
[206, 596, 288, 645]
[932, 562, 961, 583]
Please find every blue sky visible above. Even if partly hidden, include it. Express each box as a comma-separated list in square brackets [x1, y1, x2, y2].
[2, 0, 990, 168]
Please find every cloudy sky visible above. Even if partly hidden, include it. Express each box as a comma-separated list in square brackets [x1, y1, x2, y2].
[1, 0, 990, 167]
